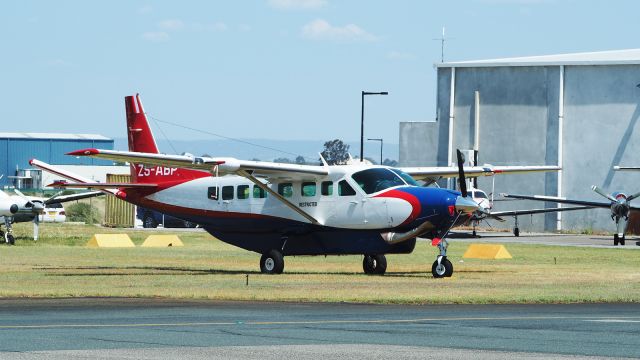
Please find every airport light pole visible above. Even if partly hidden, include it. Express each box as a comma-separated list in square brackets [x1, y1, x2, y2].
[367, 138, 383, 164]
[360, 91, 388, 162]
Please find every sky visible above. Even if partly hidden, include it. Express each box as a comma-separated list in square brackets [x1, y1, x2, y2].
[2, 0, 640, 153]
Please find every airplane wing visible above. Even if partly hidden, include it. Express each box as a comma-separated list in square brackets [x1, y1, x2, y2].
[44, 190, 104, 205]
[30, 159, 118, 196]
[489, 206, 592, 218]
[66, 148, 328, 181]
[501, 194, 612, 208]
[614, 166, 640, 171]
[400, 165, 560, 182]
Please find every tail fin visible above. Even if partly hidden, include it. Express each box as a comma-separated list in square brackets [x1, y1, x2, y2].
[124, 94, 208, 185]
[126, 94, 159, 154]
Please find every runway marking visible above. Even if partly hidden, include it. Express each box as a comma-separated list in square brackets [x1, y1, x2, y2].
[1, 315, 640, 330]
[585, 319, 640, 323]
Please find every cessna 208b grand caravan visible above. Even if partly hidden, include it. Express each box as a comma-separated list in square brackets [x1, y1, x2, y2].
[31, 94, 561, 277]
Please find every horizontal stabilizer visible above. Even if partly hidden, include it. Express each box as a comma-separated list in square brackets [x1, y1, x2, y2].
[48, 180, 157, 189]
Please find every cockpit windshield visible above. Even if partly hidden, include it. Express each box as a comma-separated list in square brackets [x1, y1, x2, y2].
[351, 168, 409, 194]
[390, 168, 419, 186]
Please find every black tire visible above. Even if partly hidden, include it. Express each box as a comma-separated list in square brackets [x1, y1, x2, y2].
[620, 236, 626, 246]
[7, 234, 15, 245]
[614, 234, 619, 246]
[143, 213, 158, 228]
[363, 255, 375, 274]
[362, 254, 387, 275]
[513, 228, 520, 237]
[432, 257, 453, 278]
[260, 249, 284, 274]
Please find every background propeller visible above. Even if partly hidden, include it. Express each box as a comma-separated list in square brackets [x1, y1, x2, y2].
[456, 149, 468, 198]
[13, 189, 45, 240]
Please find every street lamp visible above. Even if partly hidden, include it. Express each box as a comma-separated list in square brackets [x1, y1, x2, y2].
[367, 138, 383, 164]
[360, 91, 388, 162]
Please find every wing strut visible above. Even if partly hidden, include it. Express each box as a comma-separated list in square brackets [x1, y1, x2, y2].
[236, 170, 320, 225]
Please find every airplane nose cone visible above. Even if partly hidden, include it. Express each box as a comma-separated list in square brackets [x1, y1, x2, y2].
[455, 196, 480, 214]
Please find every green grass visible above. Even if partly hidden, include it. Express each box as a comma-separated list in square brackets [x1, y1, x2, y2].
[1, 222, 638, 304]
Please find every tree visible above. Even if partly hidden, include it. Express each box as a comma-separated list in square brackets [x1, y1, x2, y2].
[295, 155, 306, 165]
[273, 157, 293, 164]
[320, 139, 350, 165]
[382, 158, 398, 167]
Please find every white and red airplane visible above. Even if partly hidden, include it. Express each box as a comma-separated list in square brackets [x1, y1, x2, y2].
[31, 94, 561, 277]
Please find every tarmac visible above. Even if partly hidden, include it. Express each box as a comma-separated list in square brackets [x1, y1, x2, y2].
[447, 230, 640, 249]
[0, 299, 638, 359]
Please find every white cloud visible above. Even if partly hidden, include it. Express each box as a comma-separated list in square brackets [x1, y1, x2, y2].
[268, 0, 327, 10]
[142, 31, 169, 42]
[387, 51, 416, 60]
[191, 22, 229, 32]
[301, 19, 377, 42]
[159, 19, 184, 31]
[138, 5, 153, 14]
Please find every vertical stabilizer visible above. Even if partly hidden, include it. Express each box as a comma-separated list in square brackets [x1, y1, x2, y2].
[126, 94, 159, 154]
[124, 94, 208, 184]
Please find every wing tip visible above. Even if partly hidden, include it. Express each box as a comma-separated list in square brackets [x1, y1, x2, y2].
[66, 148, 99, 156]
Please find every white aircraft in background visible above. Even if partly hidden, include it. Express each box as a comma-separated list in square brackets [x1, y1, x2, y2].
[504, 185, 639, 245]
[0, 186, 102, 244]
[31, 94, 562, 277]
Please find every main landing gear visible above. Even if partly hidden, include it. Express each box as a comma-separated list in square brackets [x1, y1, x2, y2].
[1, 218, 15, 245]
[363, 254, 387, 275]
[614, 234, 626, 246]
[431, 237, 453, 278]
[260, 249, 284, 274]
[513, 215, 520, 237]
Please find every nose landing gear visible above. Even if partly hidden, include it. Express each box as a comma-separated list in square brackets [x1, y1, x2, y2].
[431, 237, 453, 278]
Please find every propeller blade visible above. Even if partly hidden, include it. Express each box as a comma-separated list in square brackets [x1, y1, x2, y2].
[626, 191, 640, 202]
[456, 149, 468, 198]
[591, 185, 616, 202]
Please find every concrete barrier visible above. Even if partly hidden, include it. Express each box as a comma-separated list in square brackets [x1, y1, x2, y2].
[141, 235, 183, 247]
[462, 244, 512, 259]
[86, 234, 135, 248]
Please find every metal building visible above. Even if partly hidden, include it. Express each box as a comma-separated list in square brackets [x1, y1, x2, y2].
[0, 133, 115, 189]
[400, 49, 640, 233]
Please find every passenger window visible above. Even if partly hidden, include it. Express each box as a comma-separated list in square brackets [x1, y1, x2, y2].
[237, 185, 249, 199]
[207, 186, 219, 200]
[321, 181, 333, 196]
[338, 180, 356, 196]
[301, 182, 316, 197]
[278, 183, 293, 198]
[222, 186, 234, 200]
[253, 186, 267, 198]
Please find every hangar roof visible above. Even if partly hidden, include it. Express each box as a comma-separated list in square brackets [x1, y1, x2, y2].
[436, 49, 640, 68]
[0, 133, 111, 141]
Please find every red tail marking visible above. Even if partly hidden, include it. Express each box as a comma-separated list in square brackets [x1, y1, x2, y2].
[125, 94, 159, 154]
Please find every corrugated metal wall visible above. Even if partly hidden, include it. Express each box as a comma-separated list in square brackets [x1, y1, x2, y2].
[0, 138, 114, 188]
[103, 174, 134, 228]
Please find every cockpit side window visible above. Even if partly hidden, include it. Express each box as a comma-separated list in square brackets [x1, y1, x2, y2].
[338, 180, 356, 196]
[351, 168, 406, 194]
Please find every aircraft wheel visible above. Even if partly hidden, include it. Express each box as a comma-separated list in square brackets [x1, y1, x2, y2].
[620, 236, 626, 246]
[363, 254, 387, 275]
[513, 227, 520, 237]
[432, 257, 453, 278]
[143, 213, 158, 228]
[614, 234, 619, 246]
[6, 234, 15, 245]
[260, 249, 284, 274]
